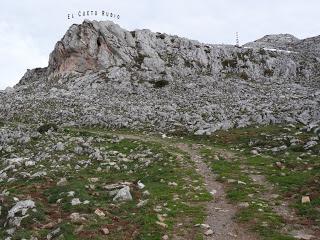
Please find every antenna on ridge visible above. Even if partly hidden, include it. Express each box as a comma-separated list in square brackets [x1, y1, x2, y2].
[236, 32, 239, 47]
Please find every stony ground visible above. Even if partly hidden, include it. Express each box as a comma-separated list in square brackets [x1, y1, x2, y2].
[0, 122, 319, 240]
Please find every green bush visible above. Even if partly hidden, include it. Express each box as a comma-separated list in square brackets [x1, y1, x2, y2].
[153, 80, 169, 88]
[264, 69, 274, 77]
[258, 48, 266, 55]
[239, 71, 249, 80]
[37, 123, 58, 134]
[135, 54, 145, 65]
[156, 33, 166, 40]
[221, 59, 238, 68]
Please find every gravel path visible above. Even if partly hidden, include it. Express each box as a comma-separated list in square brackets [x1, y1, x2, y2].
[176, 143, 257, 240]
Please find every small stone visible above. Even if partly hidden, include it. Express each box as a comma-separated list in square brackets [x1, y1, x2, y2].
[47, 228, 61, 240]
[69, 212, 85, 223]
[238, 202, 250, 208]
[237, 180, 246, 185]
[156, 221, 168, 228]
[154, 205, 162, 212]
[301, 196, 310, 204]
[162, 235, 169, 240]
[137, 199, 149, 208]
[101, 227, 109, 235]
[168, 182, 178, 186]
[210, 189, 217, 196]
[25, 161, 36, 167]
[143, 190, 150, 197]
[89, 178, 99, 183]
[251, 150, 259, 155]
[228, 232, 238, 237]
[137, 180, 145, 189]
[113, 186, 132, 202]
[74, 225, 84, 234]
[94, 209, 105, 217]
[304, 141, 317, 150]
[57, 178, 67, 186]
[55, 142, 65, 151]
[41, 222, 56, 229]
[227, 179, 236, 183]
[67, 191, 75, 197]
[200, 224, 210, 229]
[157, 214, 165, 222]
[31, 171, 47, 178]
[71, 198, 81, 206]
[6, 227, 16, 235]
[204, 229, 214, 236]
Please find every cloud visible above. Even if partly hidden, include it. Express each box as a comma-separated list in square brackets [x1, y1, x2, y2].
[0, 22, 48, 90]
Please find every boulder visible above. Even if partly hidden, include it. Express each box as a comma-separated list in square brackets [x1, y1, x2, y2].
[113, 186, 132, 202]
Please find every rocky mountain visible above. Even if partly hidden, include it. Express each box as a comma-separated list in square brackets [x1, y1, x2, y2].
[294, 35, 320, 56]
[1, 20, 320, 135]
[244, 33, 320, 57]
[243, 33, 300, 51]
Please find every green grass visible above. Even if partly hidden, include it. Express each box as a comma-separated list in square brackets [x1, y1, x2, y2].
[197, 124, 320, 239]
[1, 123, 319, 239]
[1, 127, 211, 240]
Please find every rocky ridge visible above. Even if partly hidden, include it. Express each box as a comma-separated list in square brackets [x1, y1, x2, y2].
[1, 20, 320, 135]
[243, 34, 300, 51]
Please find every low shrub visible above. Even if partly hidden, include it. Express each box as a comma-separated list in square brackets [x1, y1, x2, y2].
[37, 123, 58, 134]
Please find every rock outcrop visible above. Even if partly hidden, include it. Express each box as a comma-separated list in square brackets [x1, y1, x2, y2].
[1, 20, 320, 134]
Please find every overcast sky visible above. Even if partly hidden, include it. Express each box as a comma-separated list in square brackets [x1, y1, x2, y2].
[0, 0, 319, 90]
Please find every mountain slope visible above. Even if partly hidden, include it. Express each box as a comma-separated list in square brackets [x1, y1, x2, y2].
[0, 20, 320, 135]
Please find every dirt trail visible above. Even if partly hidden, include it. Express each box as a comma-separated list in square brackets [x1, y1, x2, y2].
[176, 143, 257, 240]
[115, 133, 258, 239]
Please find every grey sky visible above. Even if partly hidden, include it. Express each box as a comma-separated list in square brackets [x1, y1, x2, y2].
[0, 0, 319, 90]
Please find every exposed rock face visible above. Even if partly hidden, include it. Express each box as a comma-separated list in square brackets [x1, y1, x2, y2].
[1, 20, 320, 134]
[48, 21, 135, 75]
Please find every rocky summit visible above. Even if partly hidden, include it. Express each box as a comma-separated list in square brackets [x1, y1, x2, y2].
[1, 20, 320, 135]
